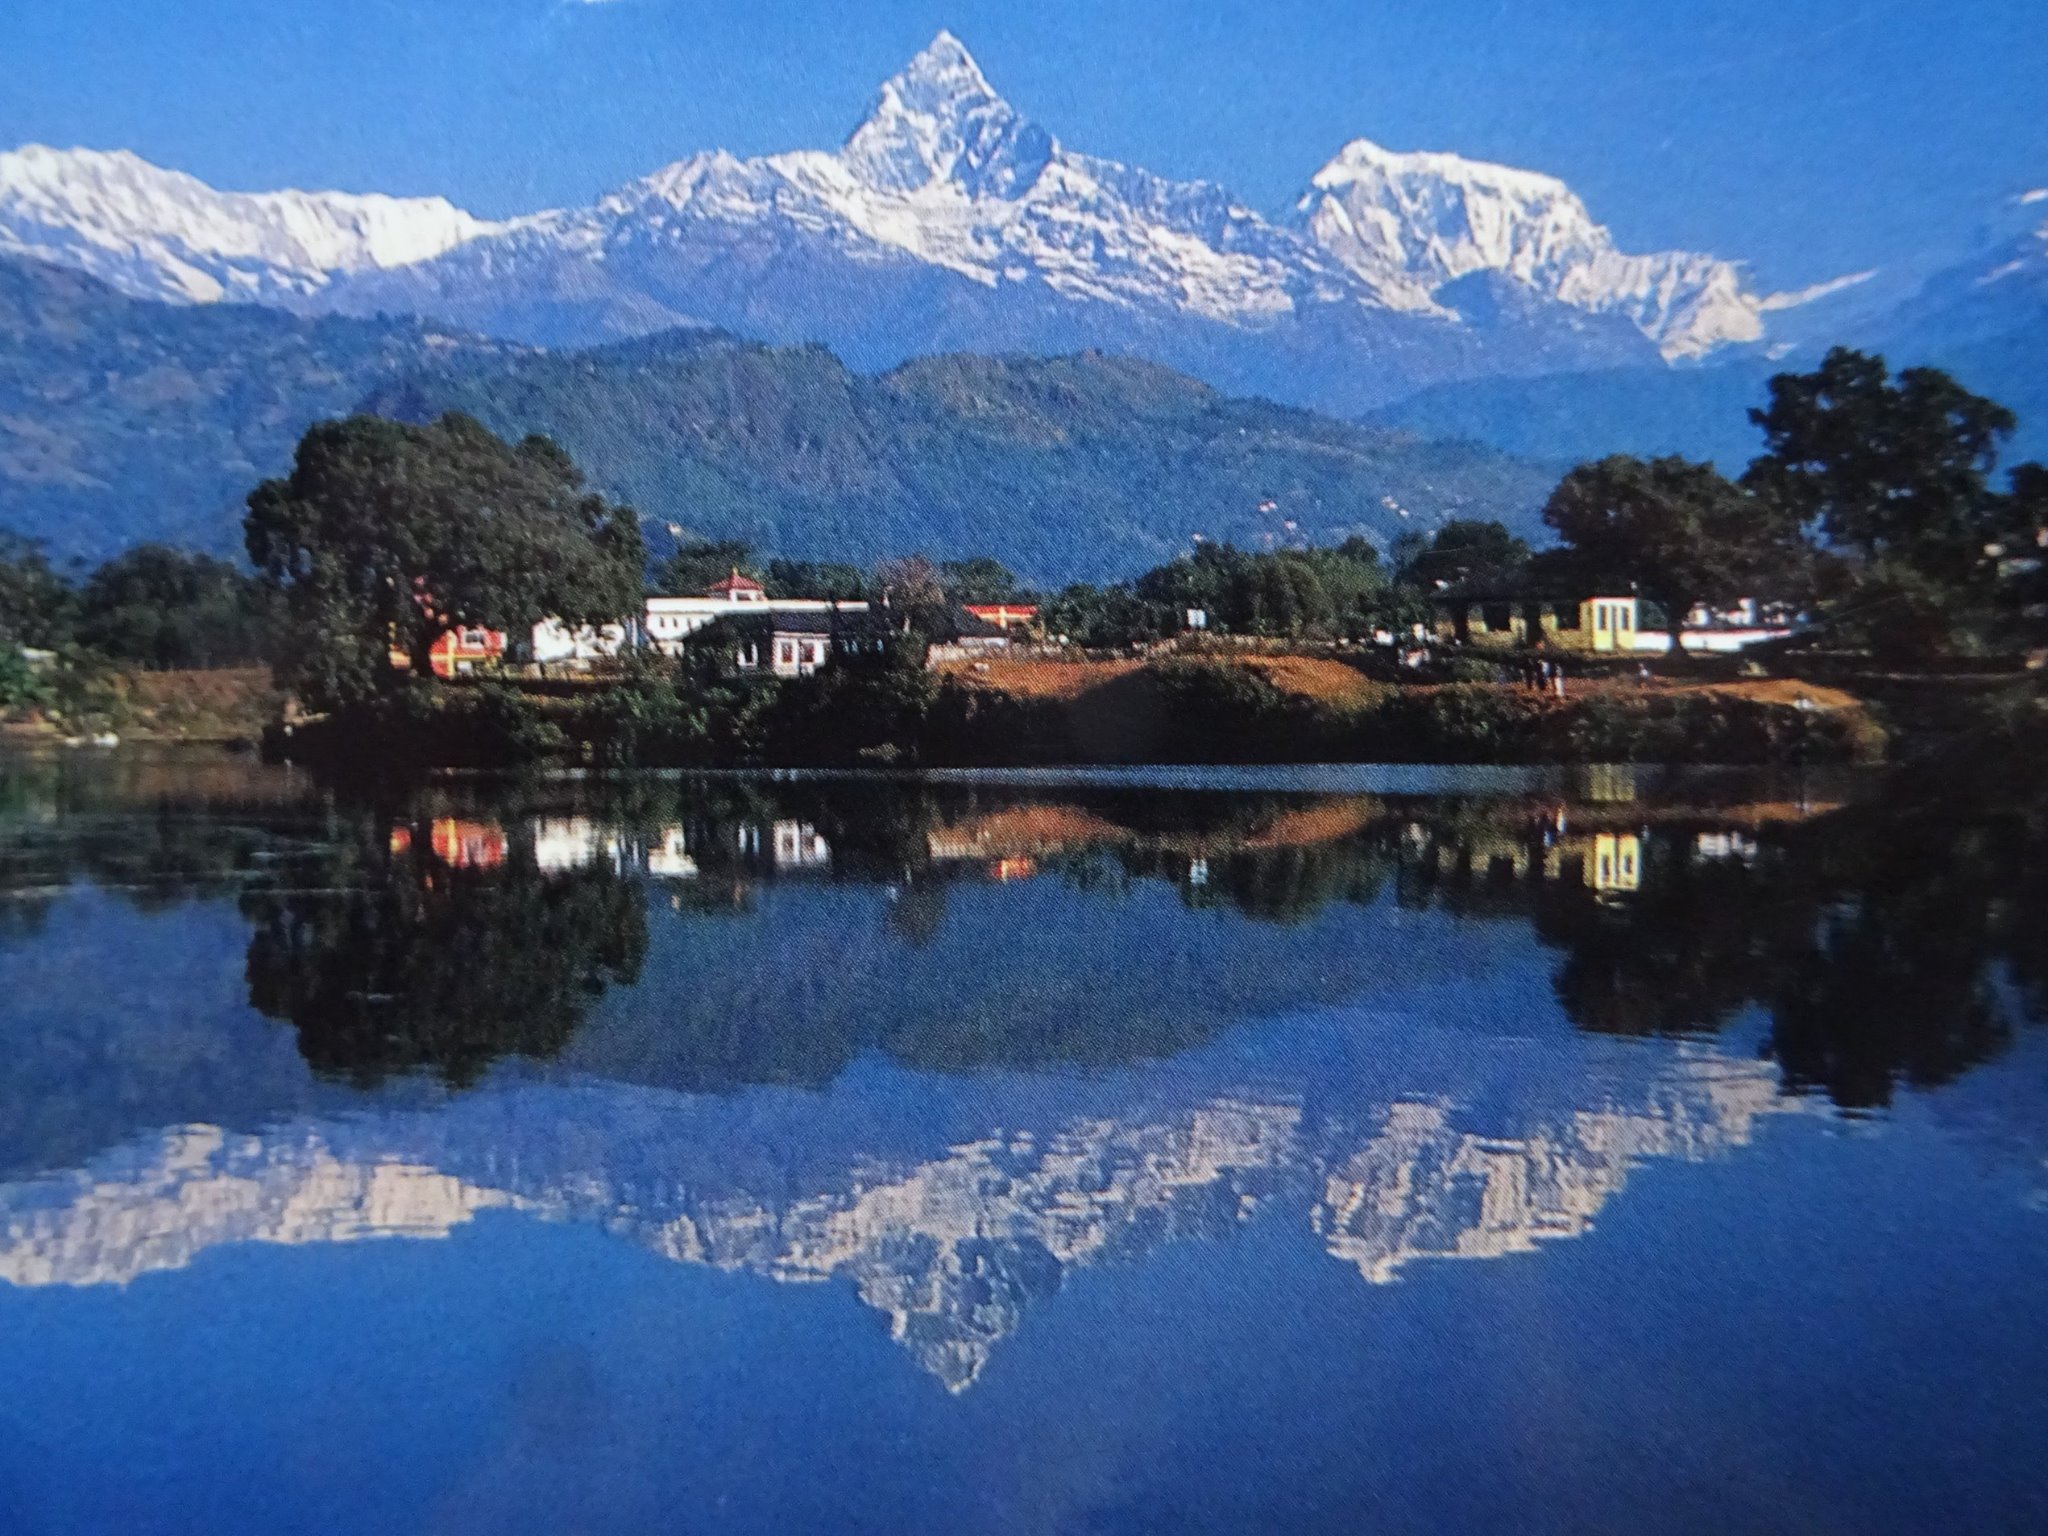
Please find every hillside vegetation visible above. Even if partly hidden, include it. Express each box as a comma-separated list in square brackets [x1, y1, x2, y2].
[0, 255, 517, 562]
[363, 332, 1557, 584]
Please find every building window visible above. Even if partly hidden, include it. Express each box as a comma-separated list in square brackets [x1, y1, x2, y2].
[778, 641, 795, 666]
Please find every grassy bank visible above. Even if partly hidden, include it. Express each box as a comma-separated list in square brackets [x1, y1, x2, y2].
[2, 665, 280, 745]
[272, 653, 1891, 774]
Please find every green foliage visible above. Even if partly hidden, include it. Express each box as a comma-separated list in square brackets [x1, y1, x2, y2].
[657, 538, 759, 595]
[1398, 518, 1530, 589]
[0, 644, 45, 711]
[1542, 454, 1806, 646]
[764, 558, 868, 601]
[1746, 347, 2015, 584]
[1132, 539, 1386, 637]
[939, 557, 1022, 604]
[73, 544, 275, 668]
[360, 335, 1553, 584]
[246, 413, 645, 709]
[0, 533, 76, 649]
[1043, 583, 1169, 649]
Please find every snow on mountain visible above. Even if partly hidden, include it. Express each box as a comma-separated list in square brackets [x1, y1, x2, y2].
[1288, 137, 1767, 359]
[0, 144, 498, 305]
[327, 32, 1361, 342]
[310, 32, 1665, 409]
[0, 33, 1791, 412]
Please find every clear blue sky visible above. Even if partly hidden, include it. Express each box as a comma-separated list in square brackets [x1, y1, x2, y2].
[4, 0, 2043, 290]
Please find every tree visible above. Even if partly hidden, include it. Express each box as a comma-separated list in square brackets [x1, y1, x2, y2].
[1745, 348, 2014, 589]
[764, 559, 868, 601]
[1398, 519, 1530, 591]
[246, 414, 645, 708]
[1992, 461, 2048, 647]
[1043, 583, 1167, 649]
[659, 538, 759, 596]
[939, 557, 1022, 605]
[74, 545, 275, 669]
[1542, 455, 1804, 650]
[0, 533, 75, 650]
[873, 554, 955, 637]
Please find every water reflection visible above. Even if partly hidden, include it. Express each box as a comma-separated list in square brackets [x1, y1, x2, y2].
[0, 1040, 1796, 1391]
[0, 750, 2043, 1398]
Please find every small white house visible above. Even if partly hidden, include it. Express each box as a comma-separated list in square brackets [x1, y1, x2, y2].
[530, 618, 632, 668]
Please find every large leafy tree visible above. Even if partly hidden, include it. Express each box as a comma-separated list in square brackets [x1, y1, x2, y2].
[1396, 518, 1530, 591]
[246, 414, 645, 708]
[1745, 348, 2015, 589]
[74, 544, 275, 669]
[1542, 454, 1803, 650]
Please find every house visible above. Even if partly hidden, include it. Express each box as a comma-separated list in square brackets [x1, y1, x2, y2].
[926, 607, 1013, 664]
[389, 625, 508, 678]
[1430, 585, 1640, 654]
[644, 570, 871, 656]
[530, 618, 632, 669]
[962, 603, 1039, 631]
[1433, 581, 1798, 656]
[697, 606, 897, 677]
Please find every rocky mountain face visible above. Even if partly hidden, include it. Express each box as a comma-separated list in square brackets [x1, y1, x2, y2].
[0, 34, 1796, 418]
[0, 144, 496, 306]
[1287, 138, 1766, 359]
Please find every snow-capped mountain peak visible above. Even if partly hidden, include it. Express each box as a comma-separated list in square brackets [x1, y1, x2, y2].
[0, 143, 498, 305]
[1290, 134, 1765, 358]
[840, 31, 1053, 199]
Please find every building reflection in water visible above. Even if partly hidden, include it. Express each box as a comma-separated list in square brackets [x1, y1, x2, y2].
[0, 760, 2041, 1393]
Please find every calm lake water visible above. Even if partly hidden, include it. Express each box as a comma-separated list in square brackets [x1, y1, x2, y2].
[0, 749, 2044, 1535]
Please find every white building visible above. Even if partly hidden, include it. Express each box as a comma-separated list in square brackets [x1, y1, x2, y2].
[643, 570, 872, 657]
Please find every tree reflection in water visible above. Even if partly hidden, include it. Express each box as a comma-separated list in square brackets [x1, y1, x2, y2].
[3, 753, 2039, 1111]
[240, 819, 647, 1087]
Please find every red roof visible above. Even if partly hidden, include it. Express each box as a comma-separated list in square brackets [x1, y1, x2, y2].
[705, 568, 765, 597]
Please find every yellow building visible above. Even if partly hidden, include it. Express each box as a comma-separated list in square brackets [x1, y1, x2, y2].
[1431, 592, 1640, 654]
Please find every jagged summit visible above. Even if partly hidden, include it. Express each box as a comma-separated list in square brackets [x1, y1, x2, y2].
[0, 39, 1798, 409]
[1290, 134, 1765, 357]
[840, 31, 1052, 198]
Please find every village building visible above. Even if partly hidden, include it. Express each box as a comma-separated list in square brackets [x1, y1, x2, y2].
[962, 602, 1040, 632]
[1431, 585, 1794, 655]
[530, 618, 633, 669]
[389, 625, 508, 679]
[644, 569, 871, 656]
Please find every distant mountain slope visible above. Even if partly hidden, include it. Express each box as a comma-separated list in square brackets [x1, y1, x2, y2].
[1365, 329, 2045, 473]
[0, 255, 517, 561]
[1363, 363, 1781, 472]
[363, 331, 1559, 582]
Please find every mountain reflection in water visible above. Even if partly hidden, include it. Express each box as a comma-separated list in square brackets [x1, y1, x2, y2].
[0, 752, 2043, 1429]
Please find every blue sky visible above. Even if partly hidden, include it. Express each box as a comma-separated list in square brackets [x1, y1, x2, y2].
[3, 0, 2043, 290]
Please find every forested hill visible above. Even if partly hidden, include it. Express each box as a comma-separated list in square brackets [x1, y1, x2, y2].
[0, 255, 519, 563]
[363, 333, 1557, 583]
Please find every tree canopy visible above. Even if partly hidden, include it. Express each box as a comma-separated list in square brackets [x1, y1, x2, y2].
[245, 413, 645, 707]
[1542, 455, 1804, 647]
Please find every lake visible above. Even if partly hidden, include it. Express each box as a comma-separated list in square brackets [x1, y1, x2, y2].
[0, 748, 2043, 1535]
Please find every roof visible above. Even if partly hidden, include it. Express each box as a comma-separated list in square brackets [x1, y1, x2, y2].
[703, 567, 765, 596]
[690, 606, 895, 641]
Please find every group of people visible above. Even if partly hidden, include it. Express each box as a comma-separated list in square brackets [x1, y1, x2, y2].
[1521, 656, 1568, 698]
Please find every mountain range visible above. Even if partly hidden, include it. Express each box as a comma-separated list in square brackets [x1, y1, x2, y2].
[2, 33, 1819, 416]
[0, 30, 2041, 564]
